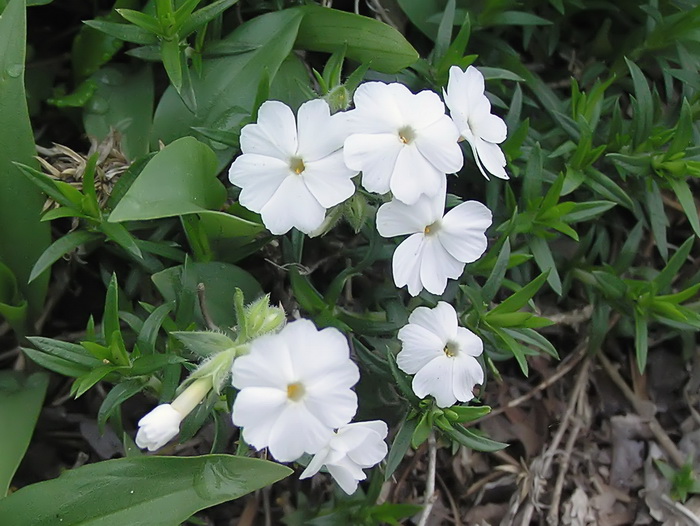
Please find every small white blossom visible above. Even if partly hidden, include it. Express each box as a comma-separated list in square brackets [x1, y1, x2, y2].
[444, 66, 508, 180]
[135, 404, 183, 451]
[300, 420, 388, 494]
[231, 319, 359, 462]
[344, 82, 463, 205]
[228, 99, 357, 235]
[135, 377, 213, 451]
[376, 181, 492, 296]
[397, 302, 484, 407]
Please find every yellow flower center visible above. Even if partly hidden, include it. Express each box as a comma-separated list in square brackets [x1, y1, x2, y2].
[290, 157, 305, 174]
[286, 382, 305, 401]
[398, 126, 415, 145]
[424, 221, 440, 236]
[443, 341, 459, 358]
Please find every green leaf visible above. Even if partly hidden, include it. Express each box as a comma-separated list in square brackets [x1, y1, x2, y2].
[529, 237, 562, 295]
[489, 272, 549, 315]
[0, 0, 51, 321]
[24, 337, 103, 372]
[484, 10, 552, 26]
[624, 57, 653, 148]
[0, 372, 48, 496]
[109, 137, 226, 222]
[171, 331, 236, 358]
[560, 201, 616, 223]
[180, 0, 240, 36]
[0, 261, 29, 335]
[441, 423, 508, 452]
[667, 178, 700, 238]
[645, 179, 669, 260]
[136, 301, 175, 355]
[29, 230, 101, 283]
[482, 238, 510, 302]
[411, 412, 432, 448]
[0, 455, 292, 525]
[83, 20, 159, 45]
[151, 9, 304, 158]
[152, 261, 262, 329]
[384, 416, 416, 481]
[84, 65, 154, 160]
[294, 6, 419, 74]
[97, 380, 144, 432]
[654, 236, 694, 292]
[634, 309, 648, 373]
[666, 99, 693, 159]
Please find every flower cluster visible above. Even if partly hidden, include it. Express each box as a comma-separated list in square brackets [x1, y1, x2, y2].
[228, 65, 505, 297]
[136, 65, 503, 495]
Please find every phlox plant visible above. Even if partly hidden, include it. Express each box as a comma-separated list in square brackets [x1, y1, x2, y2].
[0, 0, 699, 524]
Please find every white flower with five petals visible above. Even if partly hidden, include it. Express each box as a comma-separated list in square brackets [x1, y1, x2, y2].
[231, 319, 359, 462]
[397, 302, 484, 408]
[300, 420, 388, 494]
[376, 180, 492, 296]
[444, 66, 509, 180]
[228, 99, 357, 235]
[344, 82, 463, 205]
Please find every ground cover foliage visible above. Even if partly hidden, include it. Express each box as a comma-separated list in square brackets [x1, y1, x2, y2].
[0, 0, 699, 523]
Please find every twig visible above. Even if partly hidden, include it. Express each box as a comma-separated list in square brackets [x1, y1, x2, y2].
[416, 433, 437, 526]
[465, 341, 588, 428]
[196, 283, 220, 331]
[597, 351, 685, 468]
[436, 472, 463, 526]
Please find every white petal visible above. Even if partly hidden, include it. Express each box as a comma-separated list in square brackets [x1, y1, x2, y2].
[376, 197, 432, 238]
[302, 150, 357, 208]
[228, 154, 290, 212]
[438, 201, 492, 263]
[413, 116, 463, 174]
[392, 233, 426, 296]
[304, 387, 358, 429]
[241, 100, 298, 158]
[397, 324, 445, 374]
[299, 446, 331, 479]
[454, 326, 484, 357]
[232, 333, 294, 389]
[135, 404, 182, 451]
[327, 463, 361, 494]
[297, 99, 349, 161]
[395, 88, 446, 130]
[390, 145, 445, 205]
[267, 403, 333, 461]
[260, 175, 326, 234]
[411, 356, 457, 407]
[283, 321, 352, 376]
[349, 82, 405, 133]
[233, 387, 287, 448]
[344, 133, 402, 194]
[452, 354, 484, 402]
[464, 66, 486, 101]
[474, 139, 508, 179]
[474, 113, 508, 144]
[419, 237, 464, 295]
[410, 301, 459, 341]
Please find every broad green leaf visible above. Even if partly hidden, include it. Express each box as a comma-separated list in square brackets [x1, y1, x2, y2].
[151, 9, 304, 161]
[0, 261, 29, 335]
[84, 65, 154, 160]
[180, 0, 240, 36]
[152, 261, 262, 329]
[295, 5, 419, 74]
[0, 0, 51, 321]
[395, 0, 444, 40]
[0, 372, 48, 496]
[489, 272, 549, 316]
[109, 137, 226, 222]
[0, 455, 292, 525]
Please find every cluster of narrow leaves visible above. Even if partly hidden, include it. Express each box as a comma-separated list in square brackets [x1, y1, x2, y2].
[0, 0, 698, 523]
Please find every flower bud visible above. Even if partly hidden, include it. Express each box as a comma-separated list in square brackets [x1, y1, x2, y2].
[245, 295, 286, 340]
[135, 404, 183, 451]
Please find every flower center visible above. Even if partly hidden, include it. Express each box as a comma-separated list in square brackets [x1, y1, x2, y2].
[286, 382, 306, 401]
[424, 221, 441, 236]
[289, 157, 306, 175]
[443, 341, 459, 358]
[398, 126, 415, 145]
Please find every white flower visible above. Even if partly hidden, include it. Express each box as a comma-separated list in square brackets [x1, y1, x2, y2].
[300, 420, 388, 494]
[344, 82, 463, 205]
[231, 319, 359, 462]
[397, 302, 484, 407]
[444, 66, 509, 180]
[135, 377, 213, 451]
[376, 181, 492, 296]
[228, 99, 357, 235]
[135, 404, 183, 451]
